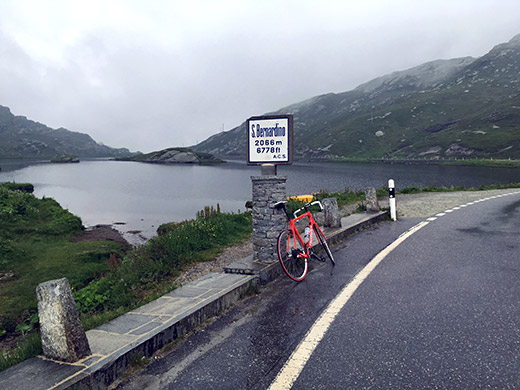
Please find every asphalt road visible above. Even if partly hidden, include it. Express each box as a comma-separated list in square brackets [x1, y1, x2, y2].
[115, 191, 520, 389]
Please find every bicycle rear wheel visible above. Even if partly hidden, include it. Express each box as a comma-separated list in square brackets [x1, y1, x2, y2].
[277, 229, 308, 281]
[315, 227, 335, 266]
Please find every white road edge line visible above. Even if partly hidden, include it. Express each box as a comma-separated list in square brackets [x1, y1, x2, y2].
[268, 220, 431, 390]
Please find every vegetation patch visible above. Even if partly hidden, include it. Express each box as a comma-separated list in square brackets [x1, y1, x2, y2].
[1, 183, 252, 371]
[73, 206, 252, 328]
[0, 183, 127, 369]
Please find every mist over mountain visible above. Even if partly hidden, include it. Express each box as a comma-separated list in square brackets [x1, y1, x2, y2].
[0, 105, 133, 159]
[193, 34, 520, 160]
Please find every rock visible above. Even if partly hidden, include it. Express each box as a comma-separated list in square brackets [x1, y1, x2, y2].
[36, 278, 91, 362]
[322, 198, 341, 228]
[50, 155, 80, 163]
[364, 187, 380, 213]
[119, 147, 223, 164]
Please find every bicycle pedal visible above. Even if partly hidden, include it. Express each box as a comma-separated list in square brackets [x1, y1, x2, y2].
[310, 253, 326, 262]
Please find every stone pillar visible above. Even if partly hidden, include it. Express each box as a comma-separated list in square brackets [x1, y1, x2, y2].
[251, 175, 287, 263]
[365, 187, 380, 213]
[36, 278, 91, 362]
[322, 198, 341, 228]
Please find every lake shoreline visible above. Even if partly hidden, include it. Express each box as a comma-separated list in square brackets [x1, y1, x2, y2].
[2, 159, 520, 244]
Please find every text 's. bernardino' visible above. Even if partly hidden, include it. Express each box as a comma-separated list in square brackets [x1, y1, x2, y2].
[247, 115, 293, 165]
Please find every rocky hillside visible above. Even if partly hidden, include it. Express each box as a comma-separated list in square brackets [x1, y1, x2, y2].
[117, 147, 223, 164]
[0, 105, 133, 158]
[193, 34, 520, 160]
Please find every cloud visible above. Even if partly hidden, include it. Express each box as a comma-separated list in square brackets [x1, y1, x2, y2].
[1, 0, 520, 152]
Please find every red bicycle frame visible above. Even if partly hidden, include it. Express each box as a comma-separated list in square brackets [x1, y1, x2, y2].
[276, 199, 335, 281]
[287, 206, 328, 259]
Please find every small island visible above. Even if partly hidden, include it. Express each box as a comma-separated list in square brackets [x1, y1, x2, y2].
[116, 147, 224, 164]
[50, 155, 80, 163]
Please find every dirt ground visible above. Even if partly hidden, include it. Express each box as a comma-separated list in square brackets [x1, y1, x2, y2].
[71, 225, 131, 246]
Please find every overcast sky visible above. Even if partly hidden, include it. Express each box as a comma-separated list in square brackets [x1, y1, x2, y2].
[1, 0, 520, 152]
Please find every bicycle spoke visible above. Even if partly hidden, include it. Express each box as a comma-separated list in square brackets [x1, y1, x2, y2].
[277, 229, 308, 281]
[315, 227, 335, 267]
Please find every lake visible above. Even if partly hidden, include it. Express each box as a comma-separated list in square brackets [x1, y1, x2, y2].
[1, 159, 519, 244]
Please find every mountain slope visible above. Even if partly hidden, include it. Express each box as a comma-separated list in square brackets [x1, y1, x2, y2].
[0, 105, 133, 158]
[193, 34, 520, 160]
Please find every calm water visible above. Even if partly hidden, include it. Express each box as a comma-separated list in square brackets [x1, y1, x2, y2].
[1, 159, 519, 244]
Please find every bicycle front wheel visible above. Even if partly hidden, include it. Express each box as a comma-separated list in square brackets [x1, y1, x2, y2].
[315, 227, 335, 266]
[277, 229, 308, 282]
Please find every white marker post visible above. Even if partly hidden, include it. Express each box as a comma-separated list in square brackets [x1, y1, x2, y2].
[388, 179, 397, 221]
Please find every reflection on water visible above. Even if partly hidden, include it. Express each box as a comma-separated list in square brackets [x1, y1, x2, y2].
[1, 159, 519, 244]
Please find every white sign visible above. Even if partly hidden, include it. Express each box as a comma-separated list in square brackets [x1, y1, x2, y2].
[247, 115, 293, 165]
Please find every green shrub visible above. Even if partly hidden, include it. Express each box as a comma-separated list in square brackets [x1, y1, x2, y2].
[75, 277, 116, 314]
[313, 188, 365, 209]
[284, 198, 309, 218]
[73, 208, 253, 321]
[376, 186, 389, 198]
[145, 211, 252, 267]
[400, 185, 422, 194]
[0, 183, 34, 193]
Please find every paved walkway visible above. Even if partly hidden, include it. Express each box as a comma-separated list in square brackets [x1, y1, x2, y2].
[0, 211, 387, 390]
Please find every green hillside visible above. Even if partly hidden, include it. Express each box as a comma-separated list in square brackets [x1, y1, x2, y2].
[193, 34, 520, 160]
[0, 105, 133, 159]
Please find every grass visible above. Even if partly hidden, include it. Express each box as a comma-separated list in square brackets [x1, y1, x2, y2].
[1, 185, 252, 371]
[0, 333, 41, 371]
[0, 183, 127, 369]
[73, 206, 252, 328]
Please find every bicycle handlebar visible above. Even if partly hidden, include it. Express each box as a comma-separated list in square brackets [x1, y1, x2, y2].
[293, 200, 323, 219]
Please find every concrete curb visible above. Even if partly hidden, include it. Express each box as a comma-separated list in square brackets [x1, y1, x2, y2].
[0, 274, 258, 390]
[0, 211, 387, 390]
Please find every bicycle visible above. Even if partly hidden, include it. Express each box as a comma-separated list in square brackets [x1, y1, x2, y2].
[274, 200, 335, 282]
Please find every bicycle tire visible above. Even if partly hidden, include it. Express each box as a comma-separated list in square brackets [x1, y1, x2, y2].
[277, 229, 308, 282]
[314, 227, 335, 266]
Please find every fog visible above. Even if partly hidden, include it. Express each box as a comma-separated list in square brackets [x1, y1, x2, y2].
[1, 0, 519, 152]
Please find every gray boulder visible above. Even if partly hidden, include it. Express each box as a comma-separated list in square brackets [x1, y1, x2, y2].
[36, 278, 91, 362]
[322, 198, 341, 228]
[364, 187, 380, 213]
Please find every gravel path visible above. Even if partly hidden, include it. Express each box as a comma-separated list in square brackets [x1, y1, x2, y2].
[171, 237, 253, 286]
[379, 188, 520, 218]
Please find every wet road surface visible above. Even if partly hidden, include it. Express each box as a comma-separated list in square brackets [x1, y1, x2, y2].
[115, 191, 520, 389]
